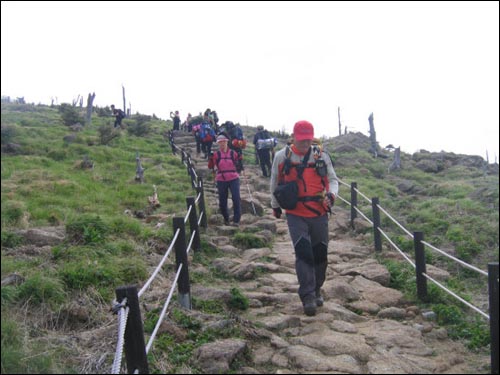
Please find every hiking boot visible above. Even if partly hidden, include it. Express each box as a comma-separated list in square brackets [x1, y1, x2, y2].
[302, 295, 317, 316]
[224, 220, 230, 226]
[231, 222, 240, 227]
[315, 290, 324, 307]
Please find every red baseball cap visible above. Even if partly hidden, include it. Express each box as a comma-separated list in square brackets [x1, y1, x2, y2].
[293, 120, 314, 141]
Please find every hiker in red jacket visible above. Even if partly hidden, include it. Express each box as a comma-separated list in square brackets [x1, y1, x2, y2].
[270, 120, 338, 316]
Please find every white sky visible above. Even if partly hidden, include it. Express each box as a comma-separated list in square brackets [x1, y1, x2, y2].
[2, 1, 499, 160]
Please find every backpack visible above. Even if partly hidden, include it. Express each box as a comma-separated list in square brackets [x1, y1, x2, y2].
[199, 122, 215, 143]
[211, 111, 219, 124]
[256, 138, 277, 150]
[231, 138, 247, 150]
[214, 150, 243, 174]
[281, 145, 326, 177]
[231, 126, 244, 140]
[116, 109, 125, 119]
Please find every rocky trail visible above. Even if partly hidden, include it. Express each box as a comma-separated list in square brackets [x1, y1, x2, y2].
[167, 131, 490, 374]
[9, 131, 489, 374]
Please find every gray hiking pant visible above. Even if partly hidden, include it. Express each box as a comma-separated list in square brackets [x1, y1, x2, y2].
[286, 213, 329, 302]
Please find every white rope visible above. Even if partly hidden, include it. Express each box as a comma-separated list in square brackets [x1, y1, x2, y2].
[353, 186, 372, 204]
[195, 191, 202, 205]
[111, 302, 129, 374]
[378, 227, 416, 267]
[353, 205, 373, 225]
[421, 240, 488, 277]
[197, 211, 204, 226]
[337, 178, 351, 187]
[138, 228, 180, 298]
[335, 194, 350, 206]
[376, 203, 414, 239]
[184, 205, 192, 224]
[422, 272, 489, 320]
[186, 230, 196, 255]
[145, 263, 183, 354]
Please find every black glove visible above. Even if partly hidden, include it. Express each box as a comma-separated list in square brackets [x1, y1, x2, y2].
[326, 192, 335, 208]
[273, 207, 282, 219]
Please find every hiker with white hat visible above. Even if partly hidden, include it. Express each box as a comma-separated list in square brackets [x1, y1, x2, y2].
[207, 134, 242, 226]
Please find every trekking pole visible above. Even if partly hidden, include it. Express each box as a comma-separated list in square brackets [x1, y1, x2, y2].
[242, 171, 257, 216]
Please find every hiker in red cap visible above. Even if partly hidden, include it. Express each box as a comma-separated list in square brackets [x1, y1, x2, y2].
[270, 120, 338, 316]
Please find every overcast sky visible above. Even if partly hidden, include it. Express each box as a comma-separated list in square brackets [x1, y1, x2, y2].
[2, 1, 499, 160]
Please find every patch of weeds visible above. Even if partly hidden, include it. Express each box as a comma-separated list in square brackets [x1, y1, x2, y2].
[171, 308, 202, 330]
[192, 296, 225, 314]
[227, 287, 249, 310]
[232, 233, 267, 249]
[16, 272, 67, 307]
[143, 308, 161, 334]
[1, 286, 18, 306]
[433, 304, 490, 350]
[1, 231, 24, 248]
[1, 200, 27, 226]
[66, 214, 108, 245]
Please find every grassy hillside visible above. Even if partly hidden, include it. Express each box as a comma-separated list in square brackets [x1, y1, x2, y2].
[1, 102, 498, 373]
[1, 103, 197, 373]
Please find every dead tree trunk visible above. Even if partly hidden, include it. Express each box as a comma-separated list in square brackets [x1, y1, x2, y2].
[368, 112, 378, 157]
[388, 147, 401, 171]
[122, 85, 126, 117]
[338, 107, 342, 136]
[86, 92, 96, 126]
[135, 153, 145, 183]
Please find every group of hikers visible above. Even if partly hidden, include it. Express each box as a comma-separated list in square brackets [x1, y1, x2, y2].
[170, 109, 278, 176]
[170, 112, 339, 317]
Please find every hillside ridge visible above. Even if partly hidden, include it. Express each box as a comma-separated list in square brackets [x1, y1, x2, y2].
[1, 104, 495, 373]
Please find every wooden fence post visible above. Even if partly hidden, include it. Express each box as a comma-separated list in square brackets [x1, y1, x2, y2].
[173, 217, 191, 309]
[371, 197, 382, 251]
[169, 131, 176, 155]
[186, 197, 201, 252]
[350, 182, 357, 228]
[488, 262, 499, 374]
[188, 158, 196, 189]
[414, 231, 428, 301]
[115, 286, 149, 374]
[197, 177, 208, 228]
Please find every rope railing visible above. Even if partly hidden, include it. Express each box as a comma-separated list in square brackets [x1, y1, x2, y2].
[337, 193, 373, 224]
[377, 226, 415, 267]
[111, 300, 129, 374]
[336, 177, 498, 373]
[334, 193, 350, 206]
[422, 271, 490, 320]
[197, 210, 204, 227]
[195, 191, 202, 205]
[353, 204, 373, 225]
[145, 264, 183, 354]
[186, 229, 196, 255]
[422, 240, 488, 277]
[337, 178, 350, 188]
[376, 203, 414, 239]
[353, 186, 371, 203]
[138, 229, 179, 298]
[184, 204, 193, 224]
[111, 132, 210, 374]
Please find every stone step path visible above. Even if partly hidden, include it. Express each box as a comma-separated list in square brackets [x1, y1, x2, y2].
[171, 130, 489, 374]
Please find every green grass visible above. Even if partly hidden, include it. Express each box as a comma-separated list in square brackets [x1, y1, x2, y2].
[1, 102, 195, 372]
